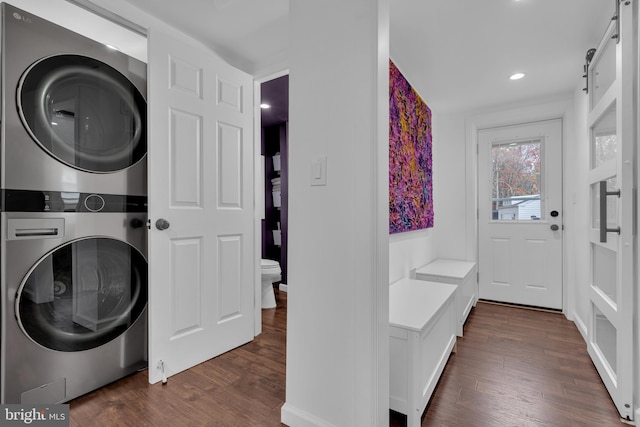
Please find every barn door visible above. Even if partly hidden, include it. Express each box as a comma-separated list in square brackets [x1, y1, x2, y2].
[585, 1, 636, 420]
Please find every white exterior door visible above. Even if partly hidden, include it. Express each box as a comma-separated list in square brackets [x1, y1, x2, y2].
[585, 1, 636, 420]
[478, 119, 563, 309]
[147, 28, 255, 384]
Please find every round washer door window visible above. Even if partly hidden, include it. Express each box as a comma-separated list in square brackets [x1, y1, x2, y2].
[16, 238, 148, 352]
[18, 54, 147, 173]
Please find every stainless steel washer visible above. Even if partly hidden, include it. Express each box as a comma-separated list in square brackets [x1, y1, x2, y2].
[2, 3, 147, 196]
[1, 189, 148, 403]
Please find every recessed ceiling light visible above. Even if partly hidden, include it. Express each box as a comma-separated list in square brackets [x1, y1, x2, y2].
[510, 72, 525, 80]
[260, 103, 271, 109]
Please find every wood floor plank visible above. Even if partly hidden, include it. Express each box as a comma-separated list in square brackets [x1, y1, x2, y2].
[69, 294, 624, 426]
[69, 293, 288, 427]
[391, 301, 625, 427]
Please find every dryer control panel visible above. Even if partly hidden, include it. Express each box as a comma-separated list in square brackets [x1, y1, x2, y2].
[1, 189, 147, 213]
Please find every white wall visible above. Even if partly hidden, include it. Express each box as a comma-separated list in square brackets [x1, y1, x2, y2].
[431, 113, 470, 260]
[389, 230, 436, 283]
[388, 111, 469, 283]
[283, 1, 390, 426]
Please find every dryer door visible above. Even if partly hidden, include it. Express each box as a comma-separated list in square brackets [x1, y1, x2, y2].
[18, 54, 147, 173]
[16, 237, 148, 352]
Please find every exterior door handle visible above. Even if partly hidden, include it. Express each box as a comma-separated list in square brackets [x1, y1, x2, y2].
[550, 224, 559, 231]
[155, 218, 170, 230]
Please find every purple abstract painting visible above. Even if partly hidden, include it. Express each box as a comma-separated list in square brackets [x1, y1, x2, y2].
[389, 59, 433, 233]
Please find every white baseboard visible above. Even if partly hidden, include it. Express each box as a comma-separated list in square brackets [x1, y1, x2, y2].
[573, 312, 588, 343]
[279, 283, 288, 292]
[281, 403, 335, 427]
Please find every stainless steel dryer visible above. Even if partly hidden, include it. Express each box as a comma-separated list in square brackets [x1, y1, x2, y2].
[2, 3, 147, 196]
[1, 189, 148, 403]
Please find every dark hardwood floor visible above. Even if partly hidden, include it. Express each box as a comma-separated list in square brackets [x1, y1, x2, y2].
[70, 293, 624, 426]
[390, 302, 625, 427]
[69, 290, 287, 427]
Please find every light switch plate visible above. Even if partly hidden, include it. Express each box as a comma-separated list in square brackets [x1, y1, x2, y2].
[310, 156, 327, 186]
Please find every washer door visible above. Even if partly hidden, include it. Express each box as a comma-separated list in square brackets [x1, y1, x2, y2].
[16, 238, 148, 352]
[18, 54, 146, 173]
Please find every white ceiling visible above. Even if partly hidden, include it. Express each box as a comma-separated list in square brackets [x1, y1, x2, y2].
[124, 0, 289, 73]
[124, 0, 613, 114]
[390, 0, 614, 113]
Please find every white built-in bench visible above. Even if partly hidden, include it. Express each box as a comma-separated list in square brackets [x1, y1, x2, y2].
[389, 278, 457, 427]
[413, 259, 477, 336]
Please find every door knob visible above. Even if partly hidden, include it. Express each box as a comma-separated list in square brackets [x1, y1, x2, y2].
[550, 224, 559, 231]
[155, 218, 170, 230]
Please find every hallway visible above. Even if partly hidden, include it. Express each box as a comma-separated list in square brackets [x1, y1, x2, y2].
[69, 292, 622, 426]
[391, 302, 624, 426]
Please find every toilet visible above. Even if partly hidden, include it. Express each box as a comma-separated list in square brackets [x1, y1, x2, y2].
[261, 259, 281, 309]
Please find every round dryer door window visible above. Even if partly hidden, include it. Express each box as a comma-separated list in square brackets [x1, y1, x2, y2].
[18, 55, 147, 173]
[16, 238, 148, 352]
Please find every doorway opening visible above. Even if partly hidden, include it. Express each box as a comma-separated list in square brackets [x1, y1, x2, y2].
[260, 75, 289, 288]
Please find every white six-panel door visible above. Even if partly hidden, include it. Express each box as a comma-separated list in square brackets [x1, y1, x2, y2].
[147, 28, 254, 384]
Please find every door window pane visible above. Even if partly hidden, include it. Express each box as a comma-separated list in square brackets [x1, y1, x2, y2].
[593, 304, 617, 374]
[491, 139, 542, 221]
[590, 33, 616, 108]
[591, 105, 617, 169]
[592, 243, 617, 303]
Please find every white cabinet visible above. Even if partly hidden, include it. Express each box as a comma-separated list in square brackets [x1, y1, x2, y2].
[415, 259, 477, 336]
[389, 278, 457, 427]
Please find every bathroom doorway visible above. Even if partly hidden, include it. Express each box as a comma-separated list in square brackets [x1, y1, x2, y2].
[256, 73, 289, 312]
[260, 74, 289, 290]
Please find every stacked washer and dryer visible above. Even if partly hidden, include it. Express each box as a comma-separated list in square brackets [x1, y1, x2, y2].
[1, 4, 148, 403]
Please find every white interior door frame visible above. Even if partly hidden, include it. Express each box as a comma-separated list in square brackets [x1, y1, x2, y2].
[636, 1, 640, 420]
[477, 119, 563, 309]
[466, 99, 575, 315]
[253, 69, 289, 336]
